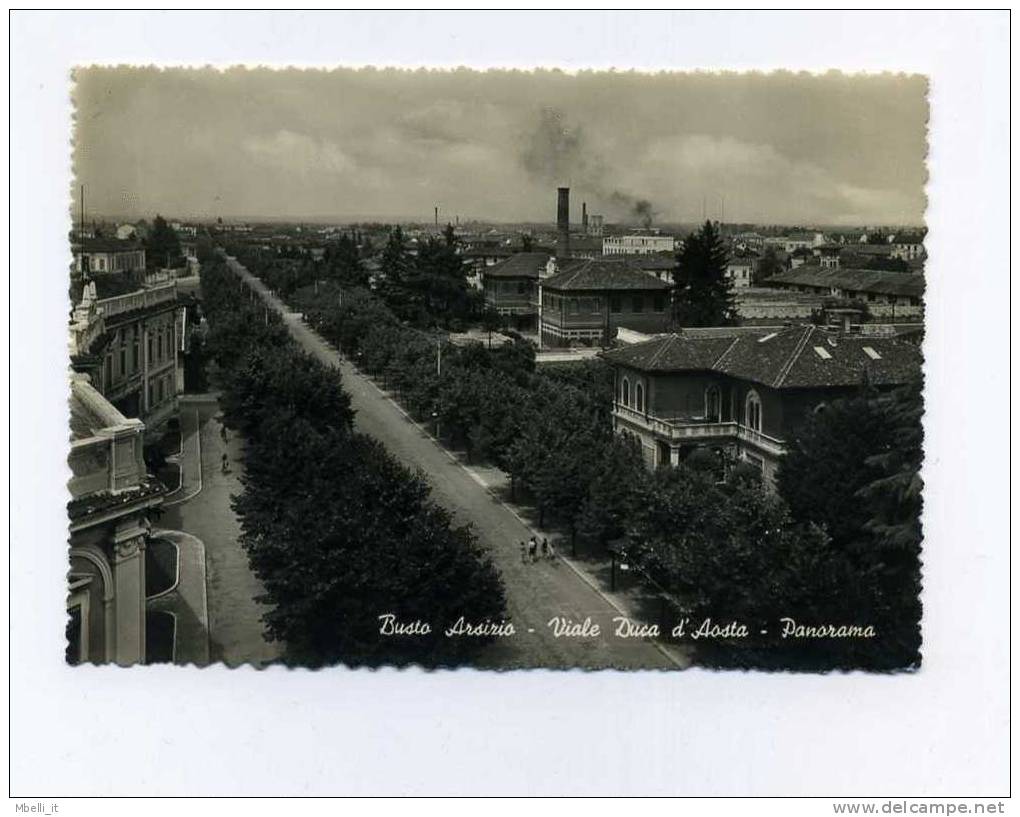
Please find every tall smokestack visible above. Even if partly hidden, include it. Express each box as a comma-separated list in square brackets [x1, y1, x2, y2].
[557, 187, 570, 259]
[434, 205, 439, 227]
[582, 201, 588, 235]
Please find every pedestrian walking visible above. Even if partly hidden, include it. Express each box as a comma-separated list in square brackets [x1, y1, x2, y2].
[542, 537, 554, 560]
[519, 541, 527, 564]
[221, 453, 231, 474]
[220, 424, 228, 442]
[528, 536, 538, 563]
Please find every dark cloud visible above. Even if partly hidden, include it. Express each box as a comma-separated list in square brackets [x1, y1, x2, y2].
[72, 68, 928, 225]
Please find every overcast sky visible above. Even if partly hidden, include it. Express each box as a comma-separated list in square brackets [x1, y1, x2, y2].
[73, 68, 927, 227]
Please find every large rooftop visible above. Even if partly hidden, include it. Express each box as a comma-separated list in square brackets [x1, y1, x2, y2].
[542, 258, 672, 292]
[482, 252, 551, 279]
[764, 267, 925, 299]
[601, 324, 922, 390]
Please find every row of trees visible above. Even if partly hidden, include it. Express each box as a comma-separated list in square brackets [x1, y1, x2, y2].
[629, 376, 923, 673]
[201, 260, 507, 668]
[377, 224, 483, 328]
[282, 274, 645, 551]
[304, 278, 923, 670]
[240, 231, 923, 671]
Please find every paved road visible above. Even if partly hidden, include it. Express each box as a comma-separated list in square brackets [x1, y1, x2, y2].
[226, 257, 677, 670]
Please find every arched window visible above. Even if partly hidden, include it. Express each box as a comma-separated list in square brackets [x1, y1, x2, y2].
[621, 377, 631, 408]
[635, 382, 644, 413]
[745, 389, 763, 432]
[705, 385, 721, 423]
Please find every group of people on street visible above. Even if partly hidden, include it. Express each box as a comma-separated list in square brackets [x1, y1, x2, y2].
[220, 422, 232, 474]
[520, 535, 555, 564]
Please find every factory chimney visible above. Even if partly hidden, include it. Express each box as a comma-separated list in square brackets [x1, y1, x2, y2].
[434, 205, 439, 227]
[582, 201, 588, 235]
[556, 187, 570, 259]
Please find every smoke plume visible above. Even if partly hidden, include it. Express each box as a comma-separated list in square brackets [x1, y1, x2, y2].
[520, 107, 657, 226]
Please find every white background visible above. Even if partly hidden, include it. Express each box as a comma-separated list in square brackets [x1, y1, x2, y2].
[6, 10, 1012, 798]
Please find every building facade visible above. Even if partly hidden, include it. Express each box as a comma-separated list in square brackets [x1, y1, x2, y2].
[70, 277, 185, 436]
[480, 252, 550, 329]
[761, 267, 924, 319]
[68, 374, 164, 665]
[603, 234, 676, 256]
[726, 258, 754, 289]
[600, 325, 923, 486]
[74, 238, 147, 275]
[891, 237, 926, 261]
[538, 258, 672, 348]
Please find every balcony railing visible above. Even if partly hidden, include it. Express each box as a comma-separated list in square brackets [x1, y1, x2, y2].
[97, 282, 177, 319]
[614, 403, 786, 457]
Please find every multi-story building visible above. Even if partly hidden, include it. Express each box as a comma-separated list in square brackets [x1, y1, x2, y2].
[761, 267, 924, 319]
[726, 257, 755, 289]
[67, 373, 164, 664]
[70, 275, 185, 436]
[538, 258, 672, 348]
[73, 238, 147, 276]
[481, 252, 550, 329]
[603, 234, 676, 256]
[600, 324, 922, 485]
[814, 245, 842, 268]
[891, 236, 926, 262]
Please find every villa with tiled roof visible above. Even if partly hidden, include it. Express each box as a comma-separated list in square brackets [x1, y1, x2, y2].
[480, 252, 550, 329]
[538, 258, 672, 348]
[599, 324, 922, 483]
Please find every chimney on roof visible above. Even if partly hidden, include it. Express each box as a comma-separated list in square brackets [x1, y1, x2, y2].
[582, 201, 588, 235]
[556, 187, 570, 259]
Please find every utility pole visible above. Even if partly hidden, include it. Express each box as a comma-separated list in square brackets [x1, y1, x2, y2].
[79, 185, 88, 282]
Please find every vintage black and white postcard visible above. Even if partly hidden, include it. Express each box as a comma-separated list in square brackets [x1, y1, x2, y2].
[10, 9, 1010, 802]
[66, 66, 927, 672]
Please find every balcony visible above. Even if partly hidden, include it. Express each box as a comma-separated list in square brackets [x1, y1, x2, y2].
[98, 282, 178, 319]
[613, 404, 786, 458]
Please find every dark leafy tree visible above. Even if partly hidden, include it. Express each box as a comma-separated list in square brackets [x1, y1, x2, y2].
[673, 220, 736, 327]
[327, 233, 368, 286]
[146, 215, 183, 269]
[754, 245, 785, 283]
[776, 383, 924, 669]
[628, 464, 839, 668]
[199, 259, 508, 668]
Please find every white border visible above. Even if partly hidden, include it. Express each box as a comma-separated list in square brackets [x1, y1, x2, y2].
[7, 10, 1011, 797]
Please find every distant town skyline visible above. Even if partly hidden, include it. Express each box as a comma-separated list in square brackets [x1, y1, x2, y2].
[74, 68, 928, 227]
